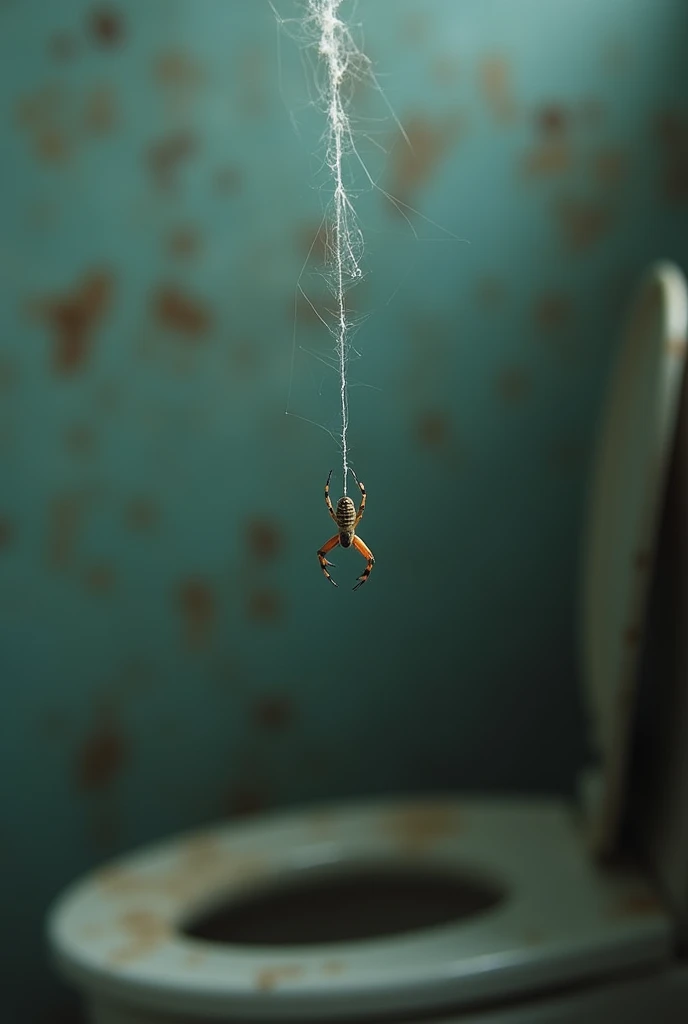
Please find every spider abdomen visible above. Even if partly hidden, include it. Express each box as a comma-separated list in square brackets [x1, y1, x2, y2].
[336, 495, 356, 533]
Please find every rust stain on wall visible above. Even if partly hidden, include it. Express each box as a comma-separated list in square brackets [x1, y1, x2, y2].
[179, 578, 215, 648]
[226, 782, 271, 819]
[414, 411, 450, 448]
[474, 276, 507, 308]
[167, 225, 201, 258]
[0, 516, 14, 550]
[46, 492, 91, 569]
[84, 85, 117, 135]
[88, 7, 125, 47]
[478, 56, 516, 122]
[154, 285, 211, 337]
[253, 694, 293, 731]
[524, 139, 571, 176]
[536, 105, 568, 135]
[155, 50, 203, 89]
[49, 33, 79, 61]
[593, 147, 627, 188]
[37, 271, 113, 374]
[387, 112, 462, 207]
[496, 366, 532, 406]
[75, 708, 128, 791]
[534, 291, 573, 331]
[655, 110, 688, 203]
[214, 165, 242, 196]
[247, 519, 283, 562]
[147, 131, 197, 190]
[246, 588, 283, 624]
[557, 199, 612, 250]
[125, 497, 160, 532]
[84, 563, 116, 594]
[16, 85, 70, 164]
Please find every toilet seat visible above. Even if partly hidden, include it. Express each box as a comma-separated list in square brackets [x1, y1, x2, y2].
[48, 797, 670, 1020]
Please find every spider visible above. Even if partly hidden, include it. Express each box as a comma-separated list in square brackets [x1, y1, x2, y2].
[317, 469, 375, 590]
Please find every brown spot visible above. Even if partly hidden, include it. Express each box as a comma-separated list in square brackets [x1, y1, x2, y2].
[322, 960, 346, 975]
[415, 411, 449, 448]
[154, 50, 202, 89]
[478, 56, 516, 122]
[255, 965, 303, 992]
[593, 147, 627, 187]
[536, 105, 568, 135]
[109, 911, 170, 965]
[36, 271, 113, 374]
[154, 285, 211, 337]
[624, 625, 640, 647]
[655, 110, 688, 203]
[214, 165, 242, 196]
[246, 589, 283, 624]
[125, 497, 159, 532]
[84, 563, 115, 594]
[634, 550, 650, 571]
[297, 220, 329, 264]
[64, 423, 96, 457]
[46, 493, 90, 569]
[167, 225, 201, 258]
[247, 520, 283, 561]
[0, 516, 14, 549]
[524, 139, 571, 176]
[611, 892, 662, 918]
[383, 802, 461, 854]
[84, 85, 117, 135]
[534, 291, 573, 331]
[432, 55, 461, 86]
[179, 578, 215, 649]
[227, 782, 270, 819]
[146, 131, 197, 190]
[557, 199, 612, 250]
[49, 33, 79, 61]
[75, 710, 127, 791]
[474, 276, 507, 308]
[253, 694, 293, 731]
[88, 7, 124, 47]
[16, 85, 71, 165]
[387, 113, 462, 207]
[496, 366, 531, 405]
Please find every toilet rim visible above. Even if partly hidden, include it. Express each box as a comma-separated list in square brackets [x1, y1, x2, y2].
[47, 796, 671, 1020]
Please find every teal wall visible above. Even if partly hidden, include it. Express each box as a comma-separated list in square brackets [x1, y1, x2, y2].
[2, 1, 688, 1019]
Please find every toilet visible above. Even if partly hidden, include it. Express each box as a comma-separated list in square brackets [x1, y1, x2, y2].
[47, 263, 688, 1024]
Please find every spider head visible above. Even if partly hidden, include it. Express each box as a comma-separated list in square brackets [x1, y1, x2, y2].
[339, 531, 353, 548]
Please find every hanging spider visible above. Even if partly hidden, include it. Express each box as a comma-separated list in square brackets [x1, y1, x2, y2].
[317, 469, 375, 590]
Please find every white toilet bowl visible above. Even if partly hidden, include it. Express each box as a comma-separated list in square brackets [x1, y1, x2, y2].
[47, 264, 688, 1023]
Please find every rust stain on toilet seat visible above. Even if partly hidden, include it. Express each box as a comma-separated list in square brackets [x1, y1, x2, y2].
[382, 802, 462, 853]
[255, 964, 304, 991]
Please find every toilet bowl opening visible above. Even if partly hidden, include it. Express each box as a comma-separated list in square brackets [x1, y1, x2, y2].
[181, 862, 505, 946]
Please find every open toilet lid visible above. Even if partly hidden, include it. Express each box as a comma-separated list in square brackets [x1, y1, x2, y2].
[581, 262, 688, 856]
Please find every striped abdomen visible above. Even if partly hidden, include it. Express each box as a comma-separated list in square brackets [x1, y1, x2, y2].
[336, 495, 356, 546]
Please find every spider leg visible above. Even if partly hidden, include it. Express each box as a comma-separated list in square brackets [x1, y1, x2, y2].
[352, 535, 374, 590]
[352, 474, 367, 528]
[324, 469, 338, 526]
[317, 534, 340, 587]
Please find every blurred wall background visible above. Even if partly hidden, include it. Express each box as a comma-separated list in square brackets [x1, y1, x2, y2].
[2, 0, 688, 1019]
